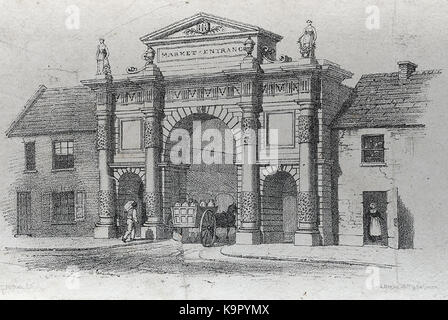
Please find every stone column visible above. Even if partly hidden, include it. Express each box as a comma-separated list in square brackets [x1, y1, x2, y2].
[235, 104, 261, 244]
[94, 100, 116, 239]
[294, 101, 320, 245]
[140, 103, 165, 240]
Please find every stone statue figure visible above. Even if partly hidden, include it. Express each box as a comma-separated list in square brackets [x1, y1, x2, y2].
[298, 20, 317, 58]
[96, 38, 111, 75]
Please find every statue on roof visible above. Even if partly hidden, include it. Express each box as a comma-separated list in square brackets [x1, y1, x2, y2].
[96, 38, 111, 76]
[298, 20, 317, 59]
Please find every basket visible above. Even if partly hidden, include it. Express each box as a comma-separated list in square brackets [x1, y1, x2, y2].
[171, 205, 198, 228]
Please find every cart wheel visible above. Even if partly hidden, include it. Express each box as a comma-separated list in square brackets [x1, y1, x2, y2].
[200, 209, 216, 247]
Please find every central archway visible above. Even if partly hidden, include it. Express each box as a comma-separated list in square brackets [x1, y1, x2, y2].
[163, 112, 238, 243]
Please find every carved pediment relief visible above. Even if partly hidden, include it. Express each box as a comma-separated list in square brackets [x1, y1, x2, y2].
[140, 12, 282, 44]
[167, 21, 237, 38]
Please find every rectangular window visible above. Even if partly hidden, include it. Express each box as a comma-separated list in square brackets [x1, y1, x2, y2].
[25, 142, 36, 171]
[362, 135, 385, 163]
[53, 140, 74, 169]
[266, 112, 294, 147]
[52, 191, 75, 224]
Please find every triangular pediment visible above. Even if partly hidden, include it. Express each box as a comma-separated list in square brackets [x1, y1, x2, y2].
[140, 12, 282, 44]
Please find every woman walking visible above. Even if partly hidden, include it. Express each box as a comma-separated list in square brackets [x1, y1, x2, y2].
[122, 200, 138, 242]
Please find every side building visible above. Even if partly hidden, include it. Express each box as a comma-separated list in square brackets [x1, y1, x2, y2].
[332, 61, 442, 249]
[6, 86, 99, 237]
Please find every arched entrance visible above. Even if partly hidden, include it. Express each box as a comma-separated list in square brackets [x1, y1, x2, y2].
[117, 172, 145, 238]
[262, 171, 298, 243]
[164, 113, 238, 242]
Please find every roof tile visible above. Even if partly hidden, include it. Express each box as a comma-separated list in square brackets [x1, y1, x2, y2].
[332, 69, 441, 129]
[7, 86, 96, 137]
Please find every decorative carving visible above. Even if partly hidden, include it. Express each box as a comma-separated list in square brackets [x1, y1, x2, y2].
[183, 21, 224, 36]
[242, 115, 258, 145]
[144, 192, 160, 217]
[98, 190, 115, 217]
[96, 38, 111, 76]
[297, 115, 314, 143]
[165, 79, 304, 102]
[297, 191, 317, 223]
[298, 20, 317, 58]
[144, 118, 159, 148]
[143, 46, 156, 66]
[279, 54, 292, 62]
[167, 85, 240, 102]
[243, 36, 255, 57]
[240, 191, 258, 223]
[97, 123, 109, 150]
[261, 46, 276, 63]
[127, 45, 157, 74]
[262, 81, 299, 96]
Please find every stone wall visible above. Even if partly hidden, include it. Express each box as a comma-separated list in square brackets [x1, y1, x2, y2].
[319, 78, 352, 245]
[334, 126, 426, 248]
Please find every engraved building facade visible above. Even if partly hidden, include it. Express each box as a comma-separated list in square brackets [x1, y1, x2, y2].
[6, 13, 437, 248]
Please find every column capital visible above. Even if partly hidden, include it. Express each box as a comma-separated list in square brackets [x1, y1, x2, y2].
[140, 107, 164, 119]
[96, 103, 113, 119]
[294, 100, 318, 110]
[238, 101, 262, 117]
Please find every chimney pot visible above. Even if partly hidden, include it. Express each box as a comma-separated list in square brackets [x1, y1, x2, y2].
[397, 61, 417, 80]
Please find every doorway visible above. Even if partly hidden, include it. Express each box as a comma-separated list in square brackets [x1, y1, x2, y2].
[117, 173, 145, 238]
[363, 191, 388, 246]
[17, 192, 31, 235]
[262, 171, 297, 243]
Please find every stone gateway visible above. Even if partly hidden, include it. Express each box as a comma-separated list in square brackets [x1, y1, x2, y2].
[5, 13, 440, 249]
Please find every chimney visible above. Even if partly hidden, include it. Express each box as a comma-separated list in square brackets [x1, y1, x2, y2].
[397, 61, 417, 80]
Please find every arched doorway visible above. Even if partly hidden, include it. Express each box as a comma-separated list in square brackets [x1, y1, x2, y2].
[164, 113, 238, 242]
[262, 171, 298, 243]
[117, 172, 145, 238]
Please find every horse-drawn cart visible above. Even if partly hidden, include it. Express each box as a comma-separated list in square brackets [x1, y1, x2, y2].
[170, 201, 237, 247]
[171, 203, 218, 247]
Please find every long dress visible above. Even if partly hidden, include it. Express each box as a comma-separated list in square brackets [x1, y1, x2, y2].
[369, 213, 382, 237]
[96, 44, 110, 75]
[298, 26, 317, 58]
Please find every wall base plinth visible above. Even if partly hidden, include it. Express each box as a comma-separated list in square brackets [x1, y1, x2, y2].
[294, 230, 321, 246]
[141, 224, 166, 240]
[94, 224, 116, 239]
[236, 230, 261, 245]
[338, 234, 364, 246]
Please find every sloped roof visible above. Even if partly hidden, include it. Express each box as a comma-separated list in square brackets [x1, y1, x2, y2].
[6, 85, 96, 137]
[332, 69, 442, 129]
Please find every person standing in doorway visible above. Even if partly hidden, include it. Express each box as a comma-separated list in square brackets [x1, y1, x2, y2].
[122, 200, 138, 242]
[368, 202, 383, 243]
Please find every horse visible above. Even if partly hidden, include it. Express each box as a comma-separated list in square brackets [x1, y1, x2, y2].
[215, 203, 237, 242]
